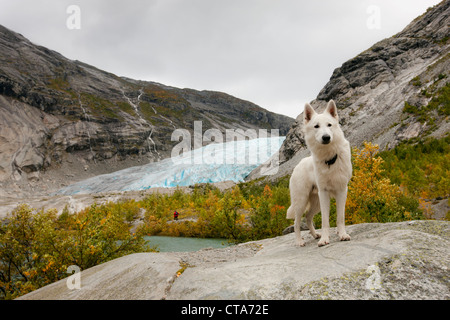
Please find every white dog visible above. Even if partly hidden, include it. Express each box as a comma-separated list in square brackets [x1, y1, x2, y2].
[286, 100, 352, 247]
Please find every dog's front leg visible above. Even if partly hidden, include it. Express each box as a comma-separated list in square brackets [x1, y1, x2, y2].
[335, 188, 351, 241]
[318, 189, 330, 247]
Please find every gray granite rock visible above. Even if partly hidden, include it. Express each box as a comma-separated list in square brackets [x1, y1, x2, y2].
[17, 220, 450, 300]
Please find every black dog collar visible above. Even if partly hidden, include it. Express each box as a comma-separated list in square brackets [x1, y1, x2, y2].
[325, 154, 338, 167]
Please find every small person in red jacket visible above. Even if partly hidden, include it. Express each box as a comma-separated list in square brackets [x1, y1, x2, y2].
[174, 211, 179, 221]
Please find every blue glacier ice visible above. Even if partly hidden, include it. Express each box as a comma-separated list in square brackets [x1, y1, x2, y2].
[55, 136, 285, 195]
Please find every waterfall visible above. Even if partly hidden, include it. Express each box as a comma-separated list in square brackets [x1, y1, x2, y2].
[122, 88, 161, 159]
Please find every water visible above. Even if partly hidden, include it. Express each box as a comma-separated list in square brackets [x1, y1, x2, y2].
[145, 236, 230, 252]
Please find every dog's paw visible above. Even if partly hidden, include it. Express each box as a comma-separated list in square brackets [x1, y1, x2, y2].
[295, 239, 305, 247]
[318, 237, 329, 247]
[339, 233, 351, 241]
[312, 232, 321, 239]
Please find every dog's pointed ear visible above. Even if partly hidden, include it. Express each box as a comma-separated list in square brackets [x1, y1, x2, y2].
[325, 100, 338, 119]
[304, 103, 315, 124]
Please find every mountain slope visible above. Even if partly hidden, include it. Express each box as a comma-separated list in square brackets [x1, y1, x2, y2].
[0, 25, 293, 196]
[252, 0, 449, 179]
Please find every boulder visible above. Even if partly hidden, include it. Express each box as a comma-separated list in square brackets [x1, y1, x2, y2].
[17, 220, 449, 300]
[17, 253, 181, 300]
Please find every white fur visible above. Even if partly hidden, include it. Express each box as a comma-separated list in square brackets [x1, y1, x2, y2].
[286, 100, 352, 247]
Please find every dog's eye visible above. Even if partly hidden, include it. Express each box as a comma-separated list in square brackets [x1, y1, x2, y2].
[327, 123, 332, 127]
[314, 124, 319, 128]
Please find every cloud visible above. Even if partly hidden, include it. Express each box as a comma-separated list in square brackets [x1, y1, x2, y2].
[0, 0, 442, 118]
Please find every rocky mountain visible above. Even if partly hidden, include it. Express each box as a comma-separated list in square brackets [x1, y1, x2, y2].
[252, 0, 449, 179]
[0, 25, 293, 197]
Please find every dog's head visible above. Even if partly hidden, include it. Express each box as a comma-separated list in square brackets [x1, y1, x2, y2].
[303, 100, 339, 146]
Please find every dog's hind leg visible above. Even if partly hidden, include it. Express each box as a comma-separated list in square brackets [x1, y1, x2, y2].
[290, 196, 309, 247]
[306, 193, 321, 240]
[294, 210, 306, 247]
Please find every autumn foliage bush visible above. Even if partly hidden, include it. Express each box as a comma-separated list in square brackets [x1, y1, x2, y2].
[345, 142, 423, 224]
[0, 203, 151, 299]
[136, 183, 290, 242]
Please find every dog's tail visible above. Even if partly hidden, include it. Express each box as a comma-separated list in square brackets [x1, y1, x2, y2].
[286, 201, 310, 220]
[286, 206, 295, 220]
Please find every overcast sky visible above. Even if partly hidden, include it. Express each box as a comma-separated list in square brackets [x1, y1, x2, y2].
[0, 0, 442, 118]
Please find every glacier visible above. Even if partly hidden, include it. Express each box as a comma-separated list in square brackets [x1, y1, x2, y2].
[55, 136, 285, 195]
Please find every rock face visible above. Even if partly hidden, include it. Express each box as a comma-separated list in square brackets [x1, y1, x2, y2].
[17, 220, 450, 300]
[251, 0, 449, 180]
[0, 25, 293, 196]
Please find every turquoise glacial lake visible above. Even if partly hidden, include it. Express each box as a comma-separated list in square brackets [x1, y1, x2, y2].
[144, 236, 230, 252]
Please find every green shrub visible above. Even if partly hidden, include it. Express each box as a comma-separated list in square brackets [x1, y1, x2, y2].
[0, 204, 151, 300]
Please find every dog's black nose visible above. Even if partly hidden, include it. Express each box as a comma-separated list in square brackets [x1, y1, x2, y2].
[322, 135, 331, 144]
